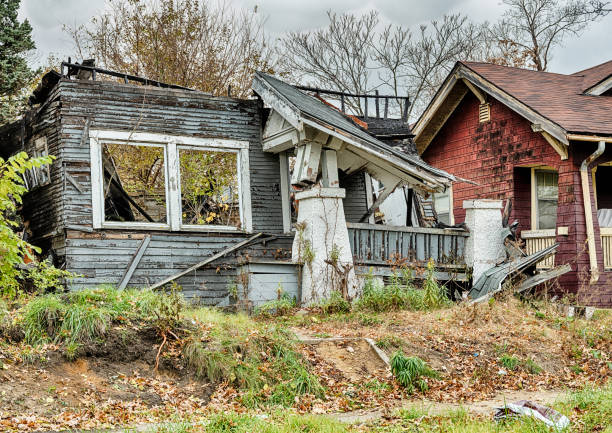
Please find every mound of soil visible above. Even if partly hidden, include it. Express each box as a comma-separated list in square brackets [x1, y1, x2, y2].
[0, 325, 213, 419]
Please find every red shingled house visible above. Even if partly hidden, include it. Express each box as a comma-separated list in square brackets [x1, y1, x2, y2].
[413, 60, 612, 307]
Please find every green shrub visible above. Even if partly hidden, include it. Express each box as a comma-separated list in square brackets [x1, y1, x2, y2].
[317, 290, 350, 314]
[390, 351, 438, 393]
[0, 152, 54, 297]
[26, 259, 75, 293]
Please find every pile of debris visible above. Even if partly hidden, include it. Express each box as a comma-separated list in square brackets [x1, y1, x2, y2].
[468, 200, 571, 303]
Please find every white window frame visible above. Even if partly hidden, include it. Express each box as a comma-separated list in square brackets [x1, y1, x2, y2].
[433, 183, 454, 226]
[530, 167, 558, 231]
[90, 129, 252, 233]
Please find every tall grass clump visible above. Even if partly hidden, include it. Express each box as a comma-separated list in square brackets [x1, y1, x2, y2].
[317, 290, 350, 314]
[421, 259, 451, 309]
[356, 262, 450, 312]
[183, 307, 324, 407]
[355, 268, 422, 312]
[391, 351, 439, 394]
[20, 287, 179, 345]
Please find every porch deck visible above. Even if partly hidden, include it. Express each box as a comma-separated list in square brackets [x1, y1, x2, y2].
[346, 223, 470, 281]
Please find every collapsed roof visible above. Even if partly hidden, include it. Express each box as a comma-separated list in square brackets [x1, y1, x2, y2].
[252, 71, 455, 193]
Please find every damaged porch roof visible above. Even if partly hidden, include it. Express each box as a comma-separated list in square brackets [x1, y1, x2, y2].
[252, 72, 456, 192]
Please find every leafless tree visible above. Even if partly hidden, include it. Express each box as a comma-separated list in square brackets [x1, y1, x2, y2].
[66, 0, 276, 97]
[280, 11, 379, 115]
[279, 12, 487, 120]
[490, 0, 611, 71]
[374, 14, 488, 119]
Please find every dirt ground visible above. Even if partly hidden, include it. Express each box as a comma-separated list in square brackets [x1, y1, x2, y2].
[0, 298, 609, 431]
[0, 326, 212, 431]
[310, 339, 388, 382]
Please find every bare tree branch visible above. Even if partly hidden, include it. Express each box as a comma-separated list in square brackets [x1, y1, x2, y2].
[490, 0, 611, 70]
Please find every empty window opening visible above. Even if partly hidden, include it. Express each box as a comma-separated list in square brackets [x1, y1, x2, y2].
[179, 148, 240, 228]
[91, 130, 251, 232]
[103, 142, 167, 224]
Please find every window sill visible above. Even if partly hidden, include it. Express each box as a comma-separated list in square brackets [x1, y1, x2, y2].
[521, 229, 556, 238]
[99, 222, 249, 234]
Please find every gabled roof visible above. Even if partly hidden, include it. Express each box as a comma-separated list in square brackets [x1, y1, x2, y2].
[414, 60, 612, 153]
[464, 61, 612, 134]
[571, 60, 612, 93]
[252, 72, 455, 190]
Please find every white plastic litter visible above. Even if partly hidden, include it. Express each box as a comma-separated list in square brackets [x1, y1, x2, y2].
[494, 400, 570, 429]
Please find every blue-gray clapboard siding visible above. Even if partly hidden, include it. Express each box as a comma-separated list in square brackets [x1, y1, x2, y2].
[54, 79, 291, 300]
[12, 86, 67, 258]
[347, 222, 468, 268]
[239, 262, 300, 307]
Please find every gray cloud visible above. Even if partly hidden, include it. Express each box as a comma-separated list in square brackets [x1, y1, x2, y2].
[19, 0, 611, 74]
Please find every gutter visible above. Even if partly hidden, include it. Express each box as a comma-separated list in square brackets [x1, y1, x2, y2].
[580, 141, 606, 284]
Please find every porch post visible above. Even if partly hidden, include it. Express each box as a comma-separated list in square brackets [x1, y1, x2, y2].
[292, 186, 358, 304]
[463, 199, 505, 283]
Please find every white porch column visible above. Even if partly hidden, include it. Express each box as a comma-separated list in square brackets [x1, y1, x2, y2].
[463, 199, 505, 283]
[292, 186, 358, 304]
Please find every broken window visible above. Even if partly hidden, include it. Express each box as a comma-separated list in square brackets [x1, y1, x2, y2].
[179, 148, 240, 227]
[24, 137, 51, 189]
[103, 142, 167, 224]
[91, 130, 251, 231]
[535, 170, 558, 229]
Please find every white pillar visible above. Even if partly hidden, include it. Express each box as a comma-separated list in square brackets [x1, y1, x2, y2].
[463, 199, 505, 283]
[292, 186, 358, 304]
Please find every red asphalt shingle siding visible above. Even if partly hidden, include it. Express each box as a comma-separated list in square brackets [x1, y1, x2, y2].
[462, 61, 612, 136]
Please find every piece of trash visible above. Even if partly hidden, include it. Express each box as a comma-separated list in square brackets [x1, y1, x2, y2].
[494, 400, 570, 429]
[498, 369, 507, 375]
[347, 346, 354, 353]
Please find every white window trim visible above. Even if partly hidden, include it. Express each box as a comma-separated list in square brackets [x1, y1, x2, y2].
[530, 167, 558, 230]
[90, 129, 252, 233]
[433, 184, 454, 226]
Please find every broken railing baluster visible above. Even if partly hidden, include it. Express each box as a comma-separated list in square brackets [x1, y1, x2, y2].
[375, 90, 380, 118]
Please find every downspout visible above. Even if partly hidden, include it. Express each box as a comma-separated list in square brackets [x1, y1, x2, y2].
[580, 141, 605, 284]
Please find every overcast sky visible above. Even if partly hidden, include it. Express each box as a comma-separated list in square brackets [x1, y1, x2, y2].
[18, 0, 612, 74]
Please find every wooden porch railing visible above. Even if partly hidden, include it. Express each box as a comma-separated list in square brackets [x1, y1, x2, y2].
[522, 229, 556, 269]
[601, 228, 612, 270]
[346, 223, 469, 267]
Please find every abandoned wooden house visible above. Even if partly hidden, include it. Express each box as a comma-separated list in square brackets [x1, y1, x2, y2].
[0, 62, 473, 306]
[413, 60, 612, 307]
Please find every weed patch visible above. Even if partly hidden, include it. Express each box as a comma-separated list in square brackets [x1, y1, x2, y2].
[317, 291, 350, 314]
[391, 351, 438, 393]
[183, 308, 323, 407]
